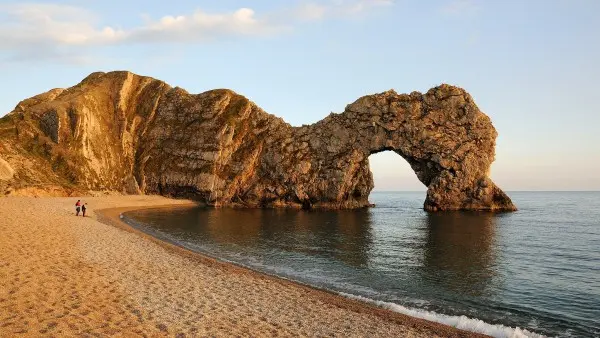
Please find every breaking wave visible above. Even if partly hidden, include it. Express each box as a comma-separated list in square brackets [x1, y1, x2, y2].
[338, 292, 546, 338]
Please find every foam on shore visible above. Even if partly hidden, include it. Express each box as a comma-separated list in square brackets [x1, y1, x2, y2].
[339, 292, 546, 338]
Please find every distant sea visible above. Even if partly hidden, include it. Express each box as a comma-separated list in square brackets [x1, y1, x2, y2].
[122, 191, 600, 337]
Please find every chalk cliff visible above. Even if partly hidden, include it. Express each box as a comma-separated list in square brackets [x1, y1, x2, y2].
[0, 71, 516, 211]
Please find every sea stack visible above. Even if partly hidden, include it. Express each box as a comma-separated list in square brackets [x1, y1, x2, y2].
[0, 71, 516, 211]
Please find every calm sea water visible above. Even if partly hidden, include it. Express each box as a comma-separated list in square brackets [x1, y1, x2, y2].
[123, 192, 600, 337]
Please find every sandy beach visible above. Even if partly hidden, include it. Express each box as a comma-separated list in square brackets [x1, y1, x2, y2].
[0, 196, 485, 337]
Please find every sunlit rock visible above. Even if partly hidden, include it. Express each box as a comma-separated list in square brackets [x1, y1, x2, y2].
[0, 71, 516, 211]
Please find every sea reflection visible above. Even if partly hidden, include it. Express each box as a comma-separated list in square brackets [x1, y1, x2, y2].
[421, 212, 498, 297]
[143, 207, 375, 268]
[129, 206, 499, 294]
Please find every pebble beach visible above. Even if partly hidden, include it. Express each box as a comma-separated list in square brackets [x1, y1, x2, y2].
[0, 196, 483, 337]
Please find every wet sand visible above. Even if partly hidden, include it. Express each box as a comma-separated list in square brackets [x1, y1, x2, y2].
[0, 196, 486, 337]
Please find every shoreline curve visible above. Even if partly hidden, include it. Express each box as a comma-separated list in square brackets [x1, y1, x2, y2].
[96, 202, 487, 338]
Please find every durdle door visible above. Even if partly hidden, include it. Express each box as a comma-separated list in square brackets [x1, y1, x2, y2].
[0, 71, 516, 211]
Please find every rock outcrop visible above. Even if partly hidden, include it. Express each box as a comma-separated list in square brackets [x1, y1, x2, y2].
[0, 157, 14, 181]
[0, 71, 516, 211]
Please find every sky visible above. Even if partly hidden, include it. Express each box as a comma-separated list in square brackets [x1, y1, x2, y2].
[0, 0, 598, 191]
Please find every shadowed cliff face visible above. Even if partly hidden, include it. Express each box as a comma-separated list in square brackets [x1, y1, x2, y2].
[0, 71, 516, 211]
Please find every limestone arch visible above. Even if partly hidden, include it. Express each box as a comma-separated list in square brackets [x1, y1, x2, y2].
[0, 71, 515, 211]
[299, 84, 516, 211]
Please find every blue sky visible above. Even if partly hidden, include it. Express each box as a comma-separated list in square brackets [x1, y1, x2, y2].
[0, 0, 598, 191]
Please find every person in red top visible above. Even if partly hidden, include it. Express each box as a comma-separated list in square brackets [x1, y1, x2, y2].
[75, 200, 81, 216]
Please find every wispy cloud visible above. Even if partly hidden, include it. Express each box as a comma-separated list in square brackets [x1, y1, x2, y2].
[0, 1, 394, 64]
[0, 4, 278, 47]
[295, 0, 394, 21]
[441, 0, 480, 16]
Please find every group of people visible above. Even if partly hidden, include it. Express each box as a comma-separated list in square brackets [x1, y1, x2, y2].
[75, 200, 87, 217]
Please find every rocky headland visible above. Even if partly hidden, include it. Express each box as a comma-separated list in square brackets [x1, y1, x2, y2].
[0, 71, 516, 211]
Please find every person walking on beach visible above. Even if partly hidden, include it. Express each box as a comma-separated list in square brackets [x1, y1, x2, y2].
[82, 203, 87, 217]
[75, 200, 81, 216]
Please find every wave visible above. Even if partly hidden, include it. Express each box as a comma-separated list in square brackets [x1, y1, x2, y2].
[338, 292, 547, 338]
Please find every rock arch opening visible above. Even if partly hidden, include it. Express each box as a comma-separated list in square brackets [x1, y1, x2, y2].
[368, 151, 425, 193]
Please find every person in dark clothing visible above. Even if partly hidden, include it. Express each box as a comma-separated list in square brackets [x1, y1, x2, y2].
[75, 200, 81, 216]
[82, 203, 87, 217]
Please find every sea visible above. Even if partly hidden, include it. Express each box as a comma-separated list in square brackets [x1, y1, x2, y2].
[122, 191, 600, 337]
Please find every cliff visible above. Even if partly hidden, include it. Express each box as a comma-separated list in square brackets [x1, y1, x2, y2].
[0, 71, 516, 211]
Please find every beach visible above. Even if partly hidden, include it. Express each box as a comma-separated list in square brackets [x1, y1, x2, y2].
[0, 196, 483, 337]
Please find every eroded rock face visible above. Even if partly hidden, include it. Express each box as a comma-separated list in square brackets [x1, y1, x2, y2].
[0, 157, 14, 181]
[0, 71, 516, 211]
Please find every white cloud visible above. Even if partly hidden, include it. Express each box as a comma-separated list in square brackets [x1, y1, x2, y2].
[0, 1, 394, 64]
[130, 7, 285, 43]
[0, 4, 126, 47]
[0, 4, 280, 48]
